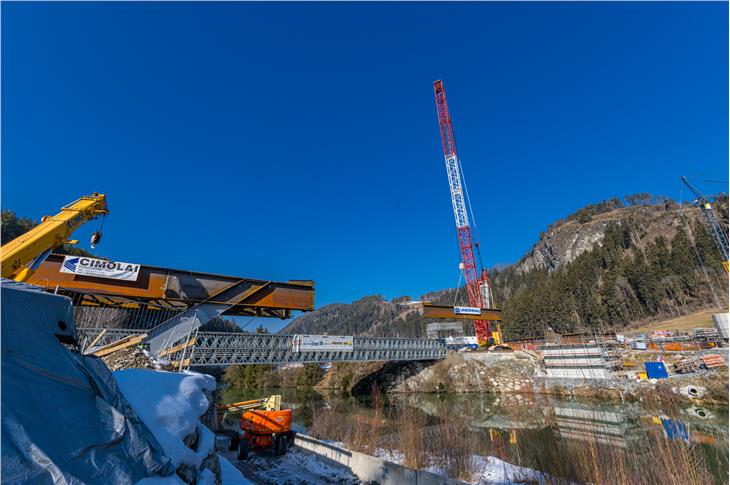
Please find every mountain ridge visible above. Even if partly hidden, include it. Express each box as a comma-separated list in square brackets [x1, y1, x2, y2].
[283, 194, 728, 339]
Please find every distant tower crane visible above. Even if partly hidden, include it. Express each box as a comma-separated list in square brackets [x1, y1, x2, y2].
[433, 80, 493, 345]
[681, 176, 729, 273]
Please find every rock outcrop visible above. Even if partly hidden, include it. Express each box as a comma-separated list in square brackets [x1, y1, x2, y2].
[516, 203, 707, 273]
[392, 352, 541, 394]
[384, 352, 728, 405]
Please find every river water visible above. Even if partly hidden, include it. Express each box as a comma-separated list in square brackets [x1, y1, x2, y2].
[222, 386, 729, 484]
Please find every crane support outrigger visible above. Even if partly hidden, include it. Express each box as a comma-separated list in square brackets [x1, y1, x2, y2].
[1, 193, 108, 282]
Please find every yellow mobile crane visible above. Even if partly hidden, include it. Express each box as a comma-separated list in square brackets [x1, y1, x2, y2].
[1, 193, 108, 282]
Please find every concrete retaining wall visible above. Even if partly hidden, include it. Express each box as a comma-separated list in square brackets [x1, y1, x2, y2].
[293, 433, 467, 485]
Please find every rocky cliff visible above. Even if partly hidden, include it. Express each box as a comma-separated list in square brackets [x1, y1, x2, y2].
[516, 198, 713, 273]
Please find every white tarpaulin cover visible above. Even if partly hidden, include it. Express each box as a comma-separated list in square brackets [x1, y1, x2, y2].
[1, 279, 175, 484]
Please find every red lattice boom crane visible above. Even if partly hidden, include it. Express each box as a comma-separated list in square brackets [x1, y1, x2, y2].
[433, 80, 493, 345]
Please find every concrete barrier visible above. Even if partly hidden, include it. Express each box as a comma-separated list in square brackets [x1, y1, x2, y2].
[293, 433, 467, 485]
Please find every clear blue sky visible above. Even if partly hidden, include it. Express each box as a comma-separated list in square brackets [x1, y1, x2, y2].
[3, 2, 728, 329]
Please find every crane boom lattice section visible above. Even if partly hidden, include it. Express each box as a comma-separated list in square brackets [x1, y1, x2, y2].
[434, 80, 491, 344]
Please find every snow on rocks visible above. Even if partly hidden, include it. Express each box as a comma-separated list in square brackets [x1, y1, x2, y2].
[114, 369, 216, 468]
[116, 369, 251, 485]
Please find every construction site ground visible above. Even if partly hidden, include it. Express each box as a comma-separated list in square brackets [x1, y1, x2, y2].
[388, 348, 729, 405]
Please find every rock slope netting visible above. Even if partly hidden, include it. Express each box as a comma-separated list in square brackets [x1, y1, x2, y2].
[282, 196, 729, 339]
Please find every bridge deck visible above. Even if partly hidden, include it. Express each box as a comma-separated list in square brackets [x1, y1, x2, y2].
[78, 328, 448, 366]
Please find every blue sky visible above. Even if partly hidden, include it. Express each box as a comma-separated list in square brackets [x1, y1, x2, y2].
[3, 2, 727, 329]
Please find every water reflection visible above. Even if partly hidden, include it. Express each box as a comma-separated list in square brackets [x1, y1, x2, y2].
[221, 386, 728, 482]
[392, 392, 728, 448]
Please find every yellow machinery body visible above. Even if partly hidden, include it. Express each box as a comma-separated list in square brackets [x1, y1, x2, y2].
[1, 194, 108, 281]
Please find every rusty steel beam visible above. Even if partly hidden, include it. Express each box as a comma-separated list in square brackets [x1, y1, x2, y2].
[421, 303, 502, 321]
[27, 254, 314, 318]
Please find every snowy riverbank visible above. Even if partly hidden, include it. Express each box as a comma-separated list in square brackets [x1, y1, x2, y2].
[116, 367, 548, 485]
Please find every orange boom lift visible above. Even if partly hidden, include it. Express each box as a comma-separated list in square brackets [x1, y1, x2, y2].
[216, 395, 294, 460]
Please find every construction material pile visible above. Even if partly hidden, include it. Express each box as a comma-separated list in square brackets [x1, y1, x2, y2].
[102, 347, 170, 371]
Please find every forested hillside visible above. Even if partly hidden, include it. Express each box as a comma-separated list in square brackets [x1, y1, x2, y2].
[283, 195, 729, 339]
[494, 200, 728, 338]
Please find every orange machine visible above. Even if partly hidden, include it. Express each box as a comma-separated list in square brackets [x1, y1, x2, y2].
[216, 395, 294, 460]
[239, 407, 293, 458]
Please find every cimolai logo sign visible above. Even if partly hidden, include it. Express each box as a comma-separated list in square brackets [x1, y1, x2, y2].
[60, 256, 141, 281]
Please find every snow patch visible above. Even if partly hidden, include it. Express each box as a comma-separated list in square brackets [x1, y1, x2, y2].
[225, 448, 359, 484]
[219, 456, 255, 485]
[473, 455, 550, 484]
[114, 369, 216, 467]
[374, 447, 551, 485]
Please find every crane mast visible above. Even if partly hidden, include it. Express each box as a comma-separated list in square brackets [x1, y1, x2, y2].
[434, 80, 492, 345]
[681, 176, 729, 272]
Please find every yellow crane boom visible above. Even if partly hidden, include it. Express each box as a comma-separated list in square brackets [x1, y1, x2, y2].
[213, 395, 282, 432]
[1, 193, 109, 281]
[216, 395, 282, 414]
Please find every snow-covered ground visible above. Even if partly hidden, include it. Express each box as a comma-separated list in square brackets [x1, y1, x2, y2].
[471, 456, 553, 485]
[374, 448, 552, 484]
[114, 369, 253, 485]
[220, 447, 360, 485]
[220, 456, 254, 485]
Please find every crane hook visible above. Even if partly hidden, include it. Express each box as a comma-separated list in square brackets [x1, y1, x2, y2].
[90, 231, 102, 249]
